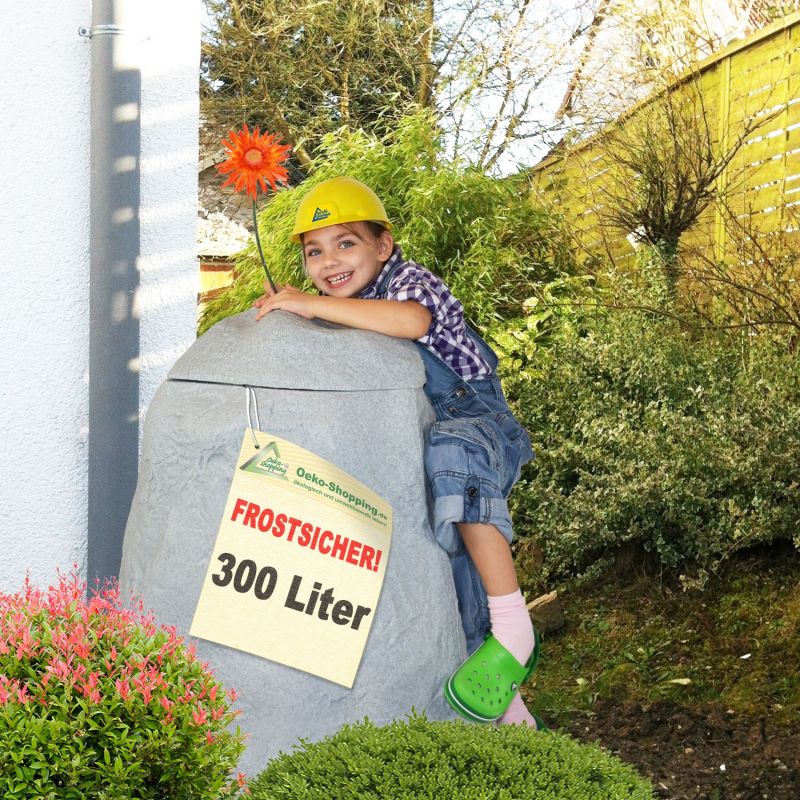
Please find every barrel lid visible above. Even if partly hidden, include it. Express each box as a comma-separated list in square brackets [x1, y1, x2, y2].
[168, 309, 425, 391]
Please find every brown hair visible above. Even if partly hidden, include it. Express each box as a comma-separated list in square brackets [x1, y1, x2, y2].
[361, 221, 388, 239]
[300, 220, 387, 245]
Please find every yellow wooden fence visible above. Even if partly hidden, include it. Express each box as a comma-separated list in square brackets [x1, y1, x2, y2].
[529, 12, 800, 271]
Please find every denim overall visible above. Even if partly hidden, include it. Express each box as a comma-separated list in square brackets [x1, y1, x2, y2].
[375, 262, 534, 654]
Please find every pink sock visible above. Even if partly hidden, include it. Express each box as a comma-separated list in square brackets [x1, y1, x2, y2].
[498, 693, 540, 727]
[487, 589, 535, 667]
[487, 590, 540, 729]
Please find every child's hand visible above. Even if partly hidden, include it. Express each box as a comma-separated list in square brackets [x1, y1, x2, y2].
[254, 283, 316, 321]
[252, 279, 281, 309]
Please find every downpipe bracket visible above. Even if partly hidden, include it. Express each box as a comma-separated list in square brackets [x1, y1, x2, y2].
[78, 25, 125, 39]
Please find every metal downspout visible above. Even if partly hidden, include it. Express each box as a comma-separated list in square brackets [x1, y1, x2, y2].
[85, 1, 141, 586]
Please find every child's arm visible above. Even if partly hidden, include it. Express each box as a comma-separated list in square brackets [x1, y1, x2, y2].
[253, 285, 432, 340]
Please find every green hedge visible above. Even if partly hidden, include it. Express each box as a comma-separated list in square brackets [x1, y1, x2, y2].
[498, 305, 800, 586]
[248, 714, 654, 800]
[199, 111, 572, 334]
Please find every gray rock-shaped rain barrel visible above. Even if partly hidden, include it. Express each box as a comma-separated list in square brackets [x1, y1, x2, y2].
[119, 310, 464, 776]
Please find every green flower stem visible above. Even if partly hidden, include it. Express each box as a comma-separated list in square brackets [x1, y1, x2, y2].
[252, 198, 277, 293]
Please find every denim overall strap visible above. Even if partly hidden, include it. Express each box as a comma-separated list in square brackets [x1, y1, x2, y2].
[373, 258, 508, 421]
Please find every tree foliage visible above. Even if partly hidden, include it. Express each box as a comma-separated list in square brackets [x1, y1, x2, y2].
[202, 0, 430, 168]
[686, 204, 800, 338]
[592, 78, 773, 299]
[432, 0, 592, 172]
[202, 0, 599, 174]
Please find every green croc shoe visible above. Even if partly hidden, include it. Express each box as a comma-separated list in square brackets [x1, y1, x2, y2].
[443, 629, 541, 724]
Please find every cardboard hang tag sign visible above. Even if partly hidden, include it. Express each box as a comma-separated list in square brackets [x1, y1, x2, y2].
[190, 430, 393, 688]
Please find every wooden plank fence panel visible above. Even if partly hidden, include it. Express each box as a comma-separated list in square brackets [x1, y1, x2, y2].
[530, 12, 800, 272]
[741, 124, 800, 168]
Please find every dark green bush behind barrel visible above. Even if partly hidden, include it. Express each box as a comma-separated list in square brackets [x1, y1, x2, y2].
[500, 302, 800, 587]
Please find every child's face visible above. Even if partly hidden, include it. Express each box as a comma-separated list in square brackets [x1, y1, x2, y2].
[301, 222, 393, 297]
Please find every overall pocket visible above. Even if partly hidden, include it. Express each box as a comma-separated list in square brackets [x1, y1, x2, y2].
[427, 418, 501, 475]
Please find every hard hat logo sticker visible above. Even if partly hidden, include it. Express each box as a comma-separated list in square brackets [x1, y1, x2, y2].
[312, 207, 331, 222]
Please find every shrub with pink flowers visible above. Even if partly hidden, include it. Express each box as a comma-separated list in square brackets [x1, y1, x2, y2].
[0, 572, 246, 799]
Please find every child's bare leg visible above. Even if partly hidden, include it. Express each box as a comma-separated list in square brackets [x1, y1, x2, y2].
[455, 522, 519, 595]
[456, 522, 540, 728]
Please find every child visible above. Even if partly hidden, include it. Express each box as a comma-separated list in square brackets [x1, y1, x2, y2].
[254, 176, 543, 729]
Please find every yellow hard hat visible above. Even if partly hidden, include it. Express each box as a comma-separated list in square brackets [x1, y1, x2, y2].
[291, 176, 392, 242]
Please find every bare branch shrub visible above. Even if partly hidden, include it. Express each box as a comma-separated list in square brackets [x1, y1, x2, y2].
[684, 201, 800, 338]
[595, 76, 774, 300]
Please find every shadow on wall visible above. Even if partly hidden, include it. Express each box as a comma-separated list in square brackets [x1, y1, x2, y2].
[88, 63, 141, 587]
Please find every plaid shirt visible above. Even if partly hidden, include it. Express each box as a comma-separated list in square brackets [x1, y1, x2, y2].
[360, 246, 493, 380]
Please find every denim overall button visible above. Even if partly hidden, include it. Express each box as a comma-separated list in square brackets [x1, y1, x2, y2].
[455, 386, 467, 398]
[467, 486, 478, 498]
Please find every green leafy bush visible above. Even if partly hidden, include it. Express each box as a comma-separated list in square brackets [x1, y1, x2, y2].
[199, 110, 573, 334]
[248, 713, 654, 799]
[0, 572, 245, 799]
[501, 298, 800, 586]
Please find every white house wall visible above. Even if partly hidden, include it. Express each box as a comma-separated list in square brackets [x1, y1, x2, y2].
[138, 1, 201, 426]
[0, 3, 92, 593]
[0, 1, 199, 594]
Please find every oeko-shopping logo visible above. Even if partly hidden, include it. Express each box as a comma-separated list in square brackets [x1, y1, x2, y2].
[240, 441, 289, 480]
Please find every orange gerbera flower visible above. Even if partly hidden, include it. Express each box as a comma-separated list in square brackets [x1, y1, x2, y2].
[217, 124, 291, 200]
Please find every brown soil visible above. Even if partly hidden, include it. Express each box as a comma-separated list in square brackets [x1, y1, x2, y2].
[560, 698, 800, 800]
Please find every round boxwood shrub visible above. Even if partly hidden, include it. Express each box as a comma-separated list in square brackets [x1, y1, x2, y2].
[248, 713, 654, 799]
[0, 572, 245, 799]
